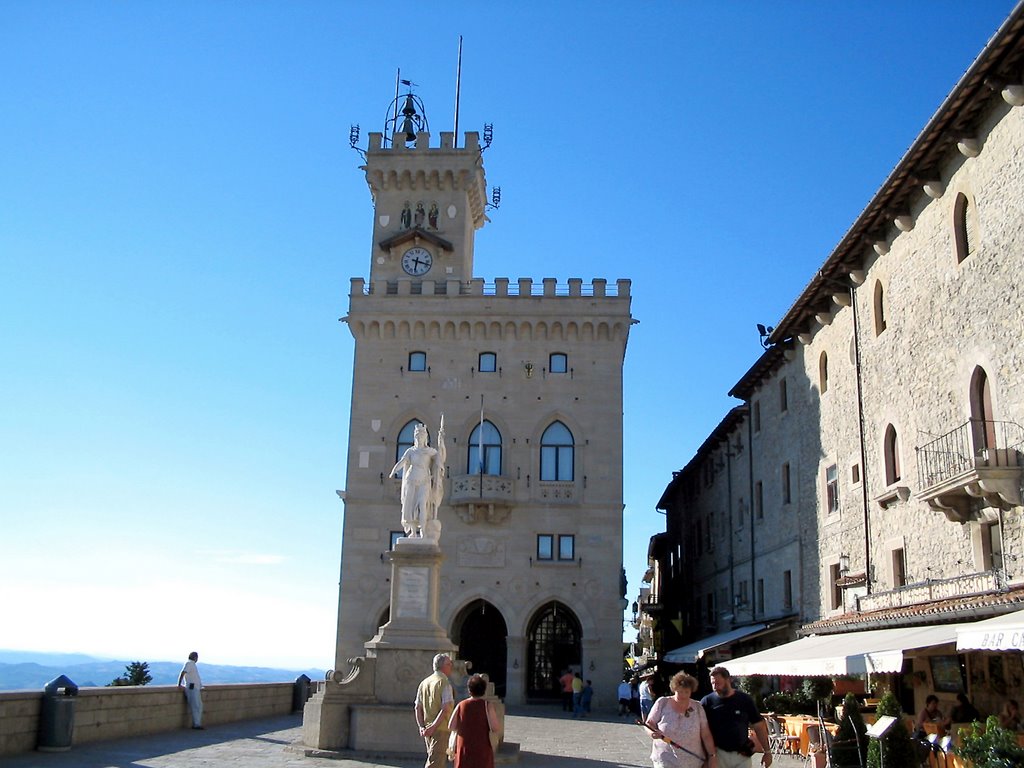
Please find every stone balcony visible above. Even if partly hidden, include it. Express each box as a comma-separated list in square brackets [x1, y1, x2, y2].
[449, 473, 514, 523]
[915, 419, 1024, 522]
[857, 570, 1004, 613]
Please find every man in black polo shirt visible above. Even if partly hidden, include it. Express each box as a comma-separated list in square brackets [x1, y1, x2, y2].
[700, 666, 772, 768]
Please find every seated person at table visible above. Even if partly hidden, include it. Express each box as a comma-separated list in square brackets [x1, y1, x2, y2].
[950, 692, 981, 723]
[999, 699, 1023, 731]
[915, 695, 951, 734]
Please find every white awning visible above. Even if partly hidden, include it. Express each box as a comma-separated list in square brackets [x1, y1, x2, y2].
[957, 608, 1024, 651]
[663, 624, 770, 664]
[725, 624, 958, 677]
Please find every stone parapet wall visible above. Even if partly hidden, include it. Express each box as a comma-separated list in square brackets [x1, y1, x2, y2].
[0, 682, 294, 757]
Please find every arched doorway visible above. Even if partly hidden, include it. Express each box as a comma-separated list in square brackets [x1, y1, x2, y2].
[453, 599, 508, 697]
[970, 366, 995, 454]
[526, 601, 581, 701]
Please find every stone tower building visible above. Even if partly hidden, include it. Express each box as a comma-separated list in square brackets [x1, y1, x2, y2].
[333, 102, 633, 706]
[644, 4, 1024, 717]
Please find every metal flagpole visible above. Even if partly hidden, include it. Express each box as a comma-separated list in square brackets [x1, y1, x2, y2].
[453, 36, 463, 148]
[392, 69, 401, 143]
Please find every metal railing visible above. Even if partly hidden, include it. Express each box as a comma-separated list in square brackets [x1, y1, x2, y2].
[916, 419, 1024, 489]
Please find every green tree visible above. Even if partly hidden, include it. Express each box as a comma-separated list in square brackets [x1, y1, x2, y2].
[831, 692, 868, 767]
[954, 715, 1024, 768]
[866, 691, 917, 768]
[108, 661, 152, 687]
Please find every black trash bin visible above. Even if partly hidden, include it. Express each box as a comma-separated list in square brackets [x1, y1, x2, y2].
[293, 674, 311, 713]
[38, 675, 79, 752]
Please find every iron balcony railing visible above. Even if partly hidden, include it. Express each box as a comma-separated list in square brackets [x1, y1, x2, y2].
[916, 419, 1024, 489]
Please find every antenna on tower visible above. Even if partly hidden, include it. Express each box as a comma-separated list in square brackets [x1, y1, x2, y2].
[453, 36, 463, 149]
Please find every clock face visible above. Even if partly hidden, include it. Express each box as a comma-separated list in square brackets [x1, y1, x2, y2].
[401, 247, 433, 276]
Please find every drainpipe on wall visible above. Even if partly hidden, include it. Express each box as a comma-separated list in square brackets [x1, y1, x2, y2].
[748, 401, 756, 619]
[851, 285, 872, 593]
[726, 440, 735, 624]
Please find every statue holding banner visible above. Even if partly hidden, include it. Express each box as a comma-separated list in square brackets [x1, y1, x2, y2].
[390, 416, 446, 540]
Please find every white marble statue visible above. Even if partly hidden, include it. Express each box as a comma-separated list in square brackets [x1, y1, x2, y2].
[389, 416, 446, 540]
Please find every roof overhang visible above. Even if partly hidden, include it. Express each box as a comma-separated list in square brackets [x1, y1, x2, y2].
[957, 607, 1024, 651]
[726, 624, 959, 677]
[663, 624, 773, 664]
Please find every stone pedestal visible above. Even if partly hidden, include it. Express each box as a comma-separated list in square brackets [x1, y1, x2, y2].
[302, 537, 459, 756]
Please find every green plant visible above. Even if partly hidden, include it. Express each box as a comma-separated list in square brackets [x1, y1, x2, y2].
[831, 692, 868, 768]
[738, 675, 765, 710]
[108, 661, 152, 687]
[954, 715, 1024, 768]
[866, 691, 917, 768]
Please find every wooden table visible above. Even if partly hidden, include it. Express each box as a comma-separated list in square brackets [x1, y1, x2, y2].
[777, 715, 838, 756]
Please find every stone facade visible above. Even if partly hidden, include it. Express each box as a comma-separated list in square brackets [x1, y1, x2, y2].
[646, 5, 1024, 699]
[332, 124, 633, 707]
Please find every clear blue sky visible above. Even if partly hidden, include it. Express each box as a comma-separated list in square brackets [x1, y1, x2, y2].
[1, 1, 1016, 670]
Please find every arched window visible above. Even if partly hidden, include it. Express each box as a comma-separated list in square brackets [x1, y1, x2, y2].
[549, 353, 568, 374]
[954, 192, 976, 263]
[395, 420, 418, 477]
[408, 351, 427, 371]
[819, 351, 829, 394]
[970, 366, 995, 454]
[873, 281, 887, 336]
[540, 421, 574, 481]
[467, 420, 502, 475]
[884, 424, 901, 485]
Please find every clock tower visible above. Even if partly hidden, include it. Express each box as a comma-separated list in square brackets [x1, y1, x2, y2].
[320, 88, 634, 729]
[363, 122, 486, 286]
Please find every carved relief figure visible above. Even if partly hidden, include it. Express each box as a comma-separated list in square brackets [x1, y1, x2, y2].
[428, 202, 439, 229]
[390, 417, 447, 539]
[400, 201, 412, 229]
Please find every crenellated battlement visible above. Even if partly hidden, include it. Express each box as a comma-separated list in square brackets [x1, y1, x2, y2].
[350, 276, 631, 298]
[367, 131, 480, 153]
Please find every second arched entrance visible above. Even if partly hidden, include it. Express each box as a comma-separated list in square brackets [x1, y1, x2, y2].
[526, 601, 581, 701]
[452, 599, 508, 697]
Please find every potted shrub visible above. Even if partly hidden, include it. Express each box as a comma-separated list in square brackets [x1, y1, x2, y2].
[866, 691, 917, 768]
[954, 715, 1024, 768]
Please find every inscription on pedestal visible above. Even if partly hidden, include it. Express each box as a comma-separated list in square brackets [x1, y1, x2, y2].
[395, 566, 429, 618]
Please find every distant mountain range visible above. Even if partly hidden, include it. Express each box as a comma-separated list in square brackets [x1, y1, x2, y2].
[0, 650, 326, 692]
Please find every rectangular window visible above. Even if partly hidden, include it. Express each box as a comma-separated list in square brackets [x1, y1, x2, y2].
[780, 378, 788, 412]
[753, 400, 761, 432]
[783, 570, 793, 611]
[739, 580, 748, 609]
[390, 530, 404, 550]
[408, 351, 427, 371]
[478, 352, 497, 373]
[558, 535, 575, 561]
[755, 481, 764, 520]
[696, 520, 703, 556]
[829, 563, 843, 610]
[549, 353, 567, 374]
[851, 463, 861, 485]
[540, 446, 573, 481]
[706, 593, 715, 625]
[826, 464, 839, 513]
[537, 534, 554, 561]
[782, 463, 791, 504]
[892, 548, 907, 588]
[756, 578, 764, 616]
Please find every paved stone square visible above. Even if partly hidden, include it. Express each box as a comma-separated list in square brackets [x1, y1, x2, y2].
[3, 707, 808, 768]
